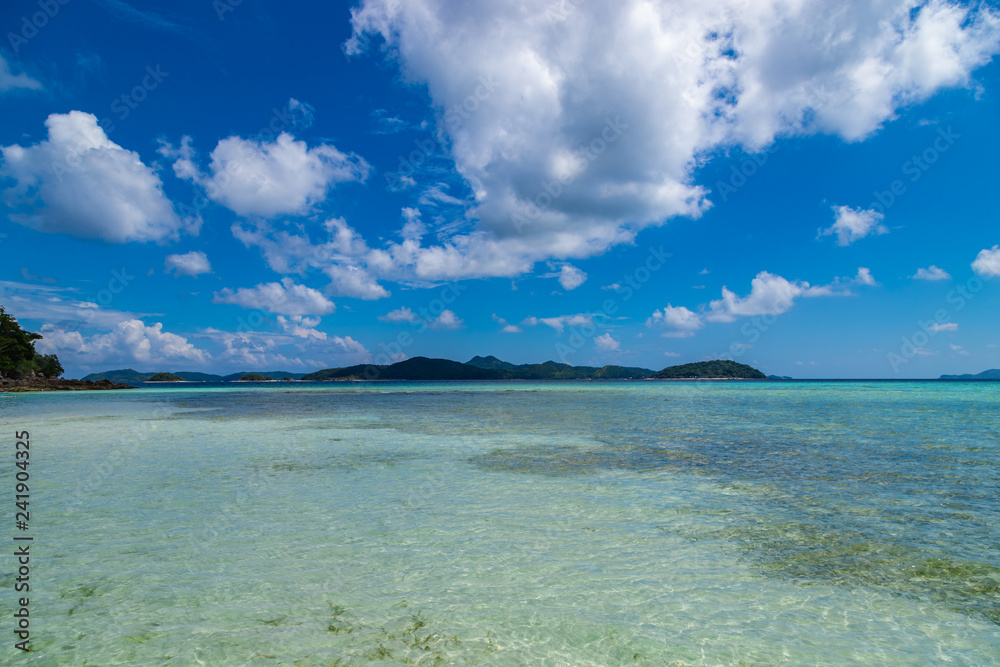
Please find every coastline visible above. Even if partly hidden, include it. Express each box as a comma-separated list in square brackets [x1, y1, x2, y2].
[0, 377, 135, 393]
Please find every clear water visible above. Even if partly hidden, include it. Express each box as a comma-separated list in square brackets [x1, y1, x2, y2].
[2, 381, 999, 665]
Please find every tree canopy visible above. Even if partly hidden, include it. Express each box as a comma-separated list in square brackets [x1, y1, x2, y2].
[0, 306, 63, 379]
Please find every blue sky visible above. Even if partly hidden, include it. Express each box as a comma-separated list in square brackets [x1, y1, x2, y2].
[1, 0, 999, 379]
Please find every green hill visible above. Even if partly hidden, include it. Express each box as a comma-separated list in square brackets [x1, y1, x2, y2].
[82, 369, 151, 384]
[147, 372, 185, 382]
[233, 373, 273, 382]
[466, 355, 518, 370]
[940, 368, 1000, 380]
[220, 370, 306, 382]
[172, 371, 223, 382]
[303, 357, 655, 381]
[303, 358, 500, 381]
[466, 356, 654, 379]
[653, 360, 766, 379]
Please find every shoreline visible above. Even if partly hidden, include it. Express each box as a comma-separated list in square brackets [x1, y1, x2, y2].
[0, 378, 135, 393]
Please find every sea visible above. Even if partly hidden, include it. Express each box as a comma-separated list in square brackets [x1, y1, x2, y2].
[1, 380, 998, 665]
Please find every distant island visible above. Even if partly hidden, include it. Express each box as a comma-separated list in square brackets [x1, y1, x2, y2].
[233, 373, 273, 382]
[82, 357, 773, 384]
[82, 369, 308, 384]
[299, 356, 768, 381]
[652, 360, 767, 379]
[940, 369, 1000, 380]
[147, 372, 186, 382]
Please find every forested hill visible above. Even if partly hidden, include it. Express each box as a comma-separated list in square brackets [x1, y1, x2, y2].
[652, 360, 767, 379]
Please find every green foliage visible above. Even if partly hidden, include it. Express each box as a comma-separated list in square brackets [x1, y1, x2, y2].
[653, 360, 766, 379]
[304, 356, 655, 381]
[34, 353, 64, 379]
[235, 373, 271, 382]
[81, 369, 151, 384]
[147, 372, 185, 382]
[0, 306, 62, 379]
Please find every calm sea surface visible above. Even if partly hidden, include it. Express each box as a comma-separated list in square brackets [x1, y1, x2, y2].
[2, 381, 999, 665]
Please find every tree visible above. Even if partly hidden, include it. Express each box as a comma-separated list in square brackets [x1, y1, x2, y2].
[0, 307, 41, 378]
[36, 354, 64, 379]
[0, 306, 62, 379]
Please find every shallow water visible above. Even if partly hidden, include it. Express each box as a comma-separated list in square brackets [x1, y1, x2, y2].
[2, 381, 999, 665]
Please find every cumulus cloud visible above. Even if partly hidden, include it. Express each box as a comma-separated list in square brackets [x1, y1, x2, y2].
[232, 217, 392, 299]
[647, 304, 704, 338]
[345, 0, 1000, 275]
[557, 264, 588, 291]
[200, 326, 372, 369]
[492, 313, 522, 333]
[324, 263, 390, 300]
[378, 305, 462, 329]
[162, 125, 369, 218]
[0, 54, 42, 92]
[1, 111, 196, 242]
[213, 277, 336, 316]
[379, 307, 420, 323]
[36, 320, 210, 365]
[820, 206, 889, 246]
[165, 251, 212, 277]
[972, 245, 1000, 277]
[521, 313, 594, 334]
[707, 271, 837, 322]
[594, 333, 620, 352]
[854, 267, 877, 286]
[0, 280, 144, 330]
[276, 315, 326, 340]
[429, 309, 463, 330]
[913, 265, 951, 280]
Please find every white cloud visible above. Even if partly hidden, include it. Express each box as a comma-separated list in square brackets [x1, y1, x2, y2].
[820, 206, 888, 246]
[595, 333, 620, 351]
[492, 313, 522, 333]
[929, 322, 958, 332]
[200, 327, 371, 370]
[647, 304, 704, 338]
[854, 267, 877, 286]
[165, 251, 212, 277]
[972, 245, 1000, 277]
[276, 315, 326, 340]
[379, 307, 420, 323]
[557, 264, 587, 290]
[950, 343, 968, 355]
[521, 313, 594, 334]
[0, 280, 144, 331]
[913, 265, 951, 280]
[429, 309, 463, 330]
[0, 54, 42, 92]
[663, 351, 682, 358]
[346, 0, 1000, 275]
[707, 271, 835, 322]
[163, 126, 369, 218]
[213, 277, 336, 316]
[1, 111, 197, 242]
[325, 264, 390, 300]
[37, 320, 210, 366]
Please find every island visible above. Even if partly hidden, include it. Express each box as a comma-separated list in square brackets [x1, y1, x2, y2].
[233, 373, 274, 382]
[300, 356, 768, 381]
[940, 369, 1000, 380]
[146, 372, 186, 382]
[652, 360, 767, 379]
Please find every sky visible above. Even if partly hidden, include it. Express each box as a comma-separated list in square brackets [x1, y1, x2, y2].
[1, 0, 999, 379]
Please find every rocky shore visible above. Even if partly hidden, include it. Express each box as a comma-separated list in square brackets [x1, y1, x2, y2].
[0, 377, 135, 393]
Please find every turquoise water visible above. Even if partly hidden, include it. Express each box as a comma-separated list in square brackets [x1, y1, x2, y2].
[2, 381, 999, 665]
